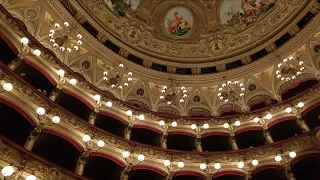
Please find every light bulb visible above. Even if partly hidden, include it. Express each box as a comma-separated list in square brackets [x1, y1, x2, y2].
[82, 135, 91, 142]
[126, 110, 133, 116]
[33, 49, 41, 56]
[94, 94, 101, 101]
[36, 107, 45, 115]
[289, 151, 296, 158]
[235, 120, 241, 127]
[178, 161, 184, 168]
[57, 69, 65, 77]
[64, 22, 69, 27]
[69, 78, 77, 85]
[21, 37, 29, 45]
[77, 34, 82, 39]
[54, 23, 60, 28]
[285, 107, 292, 113]
[265, 113, 272, 120]
[122, 151, 130, 158]
[1, 166, 14, 177]
[252, 159, 258, 166]
[191, 124, 197, 130]
[214, 163, 221, 170]
[138, 154, 145, 161]
[159, 120, 165, 126]
[138, 114, 145, 120]
[25, 175, 36, 180]
[171, 121, 177, 127]
[203, 123, 209, 129]
[275, 155, 282, 162]
[297, 102, 304, 108]
[200, 163, 207, 170]
[3, 83, 13, 91]
[253, 117, 260, 123]
[223, 123, 229, 129]
[52, 116, 60, 124]
[237, 161, 244, 169]
[106, 101, 112, 107]
[164, 160, 171, 167]
[97, 140, 105, 147]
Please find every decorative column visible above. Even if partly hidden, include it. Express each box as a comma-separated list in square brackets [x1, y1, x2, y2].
[229, 132, 239, 150]
[8, 57, 23, 72]
[24, 126, 42, 151]
[120, 165, 131, 180]
[124, 125, 132, 140]
[75, 151, 89, 176]
[160, 134, 167, 149]
[263, 128, 274, 144]
[88, 109, 98, 125]
[195, 137, 203, 152]
[49, 88, 61, 102]
[245, 172, 252, 180]
[296, 114, 310, 132]
[285, 164, 296, 180]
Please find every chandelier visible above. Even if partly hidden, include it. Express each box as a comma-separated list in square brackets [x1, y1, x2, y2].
[276, 56, 304, 81]
[159, 82, 188, 105]
[103, 63, 133, 89]
[48, 22, 82, 53]
[217, 81, 245, 103]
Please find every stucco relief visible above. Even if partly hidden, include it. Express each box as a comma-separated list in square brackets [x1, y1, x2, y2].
[76, 0, 306, 62]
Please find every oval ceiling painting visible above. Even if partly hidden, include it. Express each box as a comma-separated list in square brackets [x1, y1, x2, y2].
[105, 0, 142, 17]
[165, 7, 193, 37]
[220, 0, 276, 33]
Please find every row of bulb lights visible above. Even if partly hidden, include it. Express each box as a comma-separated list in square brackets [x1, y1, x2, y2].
[158, 102, 304, 130]
[116, 150, 298, 172]
[164, 150, 297, 170]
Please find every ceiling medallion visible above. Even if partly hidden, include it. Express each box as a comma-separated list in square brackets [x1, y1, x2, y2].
[48, 22, 82, 53]
[159, 81, 188, 105]
[165, 7, 193, 37]
[103, 63, 133, 89]
[276, 56, 304, 81]
[217, 81, 245, 103]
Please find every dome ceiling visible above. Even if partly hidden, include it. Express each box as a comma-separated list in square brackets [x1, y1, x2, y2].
[80, 0, 305, 63]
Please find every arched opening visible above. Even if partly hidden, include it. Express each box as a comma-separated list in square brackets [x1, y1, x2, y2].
[213, 174, 245, 180]
[128, 168, 164, 180]
[302, 104, 320, 129]
[291, 154, 320, 180]
[173, 175, 203, 180]
[17, 62, 56, 97]
[235, 129, 265, 149]
[130, 127, 161, 147]
[55, 91, 92, 121]
[0, 102, 34, 146]
[0, 36, 16, 65]
[268, 118, 302, 142]
[281, 79, 319, 100]
[201, 133, 232, 151]
[220, 110, 240, 116]
[167, 133, 195, 151]
[95, 113, 126, 137]
[250, 100, 277, 111]
[83, 156, 123, 180]
[252, 167, 286, 180]
[32, 132, 81, 171]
